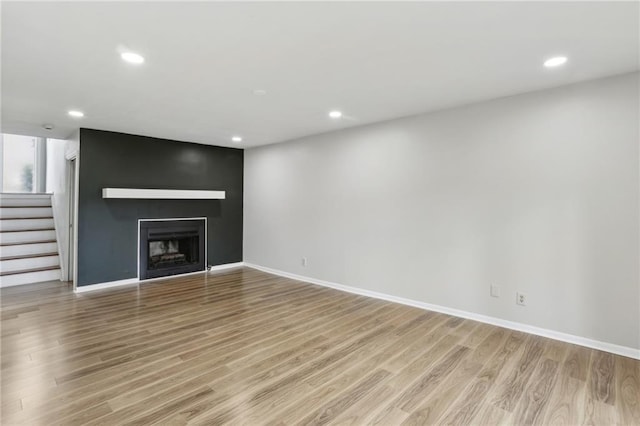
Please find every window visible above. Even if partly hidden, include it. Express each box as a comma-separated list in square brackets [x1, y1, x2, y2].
[1, 133, 45, 193]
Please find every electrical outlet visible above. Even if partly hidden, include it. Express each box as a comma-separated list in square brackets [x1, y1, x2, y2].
[301, 257, 307, 267]
[490, 285, 500, 298]
[516, 292, 527, 306]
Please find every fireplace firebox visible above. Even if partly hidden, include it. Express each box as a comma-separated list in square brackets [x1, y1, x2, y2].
[139, 219, 205, 280]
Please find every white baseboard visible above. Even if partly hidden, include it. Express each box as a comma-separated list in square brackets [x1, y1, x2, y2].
[244, 263, 640, 360]
[208, 262, 244, 272]
[74, 262, 244, 293]
[74, 277, 139, 293]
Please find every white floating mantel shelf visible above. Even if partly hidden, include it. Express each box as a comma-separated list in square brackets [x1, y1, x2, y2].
[102, 188, 226, 200]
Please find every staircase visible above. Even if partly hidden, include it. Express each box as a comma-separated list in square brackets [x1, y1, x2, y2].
[0, 194, 61, 287]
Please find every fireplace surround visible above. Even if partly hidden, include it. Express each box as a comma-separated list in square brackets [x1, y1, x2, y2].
[139, 218, 206, 280]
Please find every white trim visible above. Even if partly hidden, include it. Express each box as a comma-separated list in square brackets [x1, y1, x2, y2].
[244, 263, 640, 360]
[208, 262, 244, 272]
[71, 151, 79, 291]
[64, 145, 78, 161]
[74, 262, 244, 293]
[102, 188, 225, 200]
[52, 193, 66, 281]
[74, 278, 139, 293]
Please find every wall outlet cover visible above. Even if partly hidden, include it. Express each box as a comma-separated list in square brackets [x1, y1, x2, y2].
[516, 292, 527, 306]
[490, 285, 500, 298]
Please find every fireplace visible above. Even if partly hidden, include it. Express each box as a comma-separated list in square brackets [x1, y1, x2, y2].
[139, 219, 206, 280]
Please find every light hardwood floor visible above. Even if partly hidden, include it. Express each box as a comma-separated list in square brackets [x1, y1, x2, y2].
[1, 267, 638, 425]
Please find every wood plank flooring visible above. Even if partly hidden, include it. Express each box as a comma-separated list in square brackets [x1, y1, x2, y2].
[1, 267, 638, 425]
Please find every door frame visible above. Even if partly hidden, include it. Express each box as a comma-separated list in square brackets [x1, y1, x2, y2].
[65, 152, 79, 290]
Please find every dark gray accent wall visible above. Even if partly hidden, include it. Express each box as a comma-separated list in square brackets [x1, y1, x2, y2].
[77, 128, 243, 286]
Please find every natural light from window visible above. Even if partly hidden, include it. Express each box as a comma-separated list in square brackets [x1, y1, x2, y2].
[1, 133, 38, 193]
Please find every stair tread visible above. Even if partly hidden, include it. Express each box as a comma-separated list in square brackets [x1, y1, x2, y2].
[0, 193, 51, 195]
[0, 265, 60, 277]
[1, 228, 55, 233]
[0, 239, 57, 247]
[0, 252, 59, 261]
[1, 217, 53, 220]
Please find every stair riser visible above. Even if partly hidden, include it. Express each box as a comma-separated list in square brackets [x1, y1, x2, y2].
[0, 207, 53, 219]
[0, 196, 52, 207]
[0, 242, 59, 258]
[1, 256, 60, 273]
[1, 230, 57, 245]
[0, 218, 54, 232]
[0, 269, 61, 287]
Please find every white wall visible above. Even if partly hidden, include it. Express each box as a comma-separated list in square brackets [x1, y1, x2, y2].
[46, 138, 70, 280]
[244, 72, 640, 351]
[46, 131, 79, 282]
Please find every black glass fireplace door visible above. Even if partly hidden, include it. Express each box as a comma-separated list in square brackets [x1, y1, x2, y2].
[139, 220, 205, 280]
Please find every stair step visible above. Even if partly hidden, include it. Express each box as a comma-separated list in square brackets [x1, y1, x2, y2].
[0, 193, 52, 207]
[0, 205, 52, 208]
[0, 207, 53, 219]
[0, 252, 59, 261]
[0, 239, 57, 246]
[0, 239, 57, 247]
[0, 202, 51, 208]
[2, 227, 55, 232]
[0, 195, 60, 287]
[0, 241, 58, 257]
[1, 217, 53, 220]
[1, 255, 60, 274]
[0, 230, 57, 245]
[0, 267, 60, 287]
[0, 265, 60, 277]
[0, 218, 54, 232]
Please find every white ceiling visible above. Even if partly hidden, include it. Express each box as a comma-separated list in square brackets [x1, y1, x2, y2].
[2, 2, 638, 148]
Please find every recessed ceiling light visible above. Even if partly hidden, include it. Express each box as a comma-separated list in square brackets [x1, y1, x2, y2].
[544, 56, 568, 68]
[121, 51, 145, 64]
[68, 110, 84, 118]
[329, 110, 343, 119]
[232, 136, 242, 143]
[253, 89, 267, 96]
